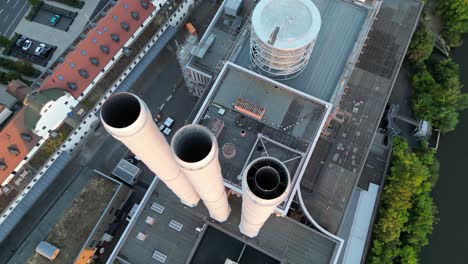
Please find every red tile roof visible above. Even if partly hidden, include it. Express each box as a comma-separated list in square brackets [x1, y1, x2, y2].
[0, 1, 156, 184]
[40, 0, 155, 98]
[0, 109, 40, 184]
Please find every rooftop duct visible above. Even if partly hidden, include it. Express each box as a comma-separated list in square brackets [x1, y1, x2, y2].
[239, 157, 291, 237]
[171, 125, 231, 222]
[101, 93, 200, 206]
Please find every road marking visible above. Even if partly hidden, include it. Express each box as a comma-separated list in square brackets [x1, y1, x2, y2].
[4, 1, 28, 36]
[7, 0, 11, 4]
[3, 15, 9, 22]
[0, 9, 3, 15]
[13, 0, 20, 8]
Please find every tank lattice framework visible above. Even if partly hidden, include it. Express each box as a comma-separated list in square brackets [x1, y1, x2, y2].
[249, 29, 317, 80]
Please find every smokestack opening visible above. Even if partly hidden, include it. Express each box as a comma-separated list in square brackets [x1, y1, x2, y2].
[101, 93, 141, 128]
[173, 126, 213, 163]
[246, 158, 288, 200]
[255, 166, 280, 192]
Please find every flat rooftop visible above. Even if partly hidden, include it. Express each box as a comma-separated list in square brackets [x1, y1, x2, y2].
[195, 63, 330, 211]
[235, 0, 368, 102]
[300, 0, 423, 234]
[27, 174, 118, 264]
[116, 182, 338, 264]
[190, 226, 280, 264]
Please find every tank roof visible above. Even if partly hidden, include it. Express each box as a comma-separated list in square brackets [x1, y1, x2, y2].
[251, 0, 321, 50]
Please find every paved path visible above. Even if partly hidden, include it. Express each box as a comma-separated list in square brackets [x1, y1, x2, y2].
[0, 0, 30, 37]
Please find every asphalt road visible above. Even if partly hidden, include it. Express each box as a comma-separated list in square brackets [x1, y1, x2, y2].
[0, 0, 30, 37]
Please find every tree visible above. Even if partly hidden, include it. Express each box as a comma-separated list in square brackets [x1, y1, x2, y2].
[0, 36, 11, 48]
[368, 138, 437, 263]
[437, 0, 468, 47]
[407, 21, 434, 64]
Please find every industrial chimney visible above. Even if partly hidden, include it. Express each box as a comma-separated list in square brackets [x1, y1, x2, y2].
[100, 92, 200, 206]
[171, 125, 231, 222]
[239, 157, 291, 237]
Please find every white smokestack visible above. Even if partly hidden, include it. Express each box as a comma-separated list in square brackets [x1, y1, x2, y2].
[239, 157, 291, 237]
[100, 93, 200, 206]
[171, 125, 231, 222]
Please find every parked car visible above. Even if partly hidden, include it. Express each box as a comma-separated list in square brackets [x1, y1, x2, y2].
[50, 15, 61, 26]
[22, 40, 32, 51]
[15, 35, 27, 48]
[34, 43, 46, 55]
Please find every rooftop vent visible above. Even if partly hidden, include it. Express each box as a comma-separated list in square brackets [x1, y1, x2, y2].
[7, 145, 20, 156]
[100, 45, 110, 55]
[140, 0, 149, 9]
[90, 57, 99, 66]
[222, 143, 236, 159]
[78, 69, 89, 79]
[0, 160, 7, 171]
[21, 133, 32, 143]
[120, 22, 130, 32]
[111, 33, 120, 43]
[67, 82, 78, 90]
[131, 11, 139, 20]
[234, 98, 265, 120]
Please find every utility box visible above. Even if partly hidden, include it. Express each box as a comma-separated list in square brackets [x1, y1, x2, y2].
[225, 0, 242, 16]
[36, 241, 60, 260]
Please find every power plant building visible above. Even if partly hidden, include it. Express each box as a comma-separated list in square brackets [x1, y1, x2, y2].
[106, 0, 424, 263]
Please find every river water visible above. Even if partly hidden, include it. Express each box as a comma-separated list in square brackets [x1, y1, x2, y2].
[420, 36, 468, 263]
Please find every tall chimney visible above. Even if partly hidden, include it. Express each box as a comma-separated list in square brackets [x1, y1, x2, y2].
[100, 93, 200, 206]
[239, 157, 291, 237]
[171, 125, 231, 222]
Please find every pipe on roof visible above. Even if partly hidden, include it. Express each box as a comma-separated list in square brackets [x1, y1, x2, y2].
[100, 93, 200, 206]
[239, 157, 291, 237]
[171, 125, 231, 222]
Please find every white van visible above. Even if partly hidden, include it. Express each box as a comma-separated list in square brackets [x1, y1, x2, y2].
[126, 203, 139, 222]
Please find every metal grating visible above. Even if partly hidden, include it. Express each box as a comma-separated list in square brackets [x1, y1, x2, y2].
[234, 97, 265, 120]
[168, 220, 183, 231]
[152, 250, 167, 263]
[151, 202, 165, 214]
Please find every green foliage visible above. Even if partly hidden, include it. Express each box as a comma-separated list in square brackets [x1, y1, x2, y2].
[0, 71, 25, 85]
[410, 58, 468, 133]
[0, 36, 11, 48]
[407, 21, 434, 64]
[49, 0, 84, 8]
[0, 58, 41, 77]
[28, 0, 42, 6]
[368, 138, 438, 263]
[25, 1, 43, 21]
[437, 0, 468, 47]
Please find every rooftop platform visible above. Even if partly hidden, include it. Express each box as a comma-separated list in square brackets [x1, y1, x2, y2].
[27, 173, 118, 264]
[116, 182, 338, 264]
[194, 63, 330, 212]
[235, 0, 368, 102]
[300, 0, 423, 234]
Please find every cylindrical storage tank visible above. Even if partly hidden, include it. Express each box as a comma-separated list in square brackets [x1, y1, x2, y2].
[101, 93, 200, 206]
[239, 157, 291, 238]
[171, 125, 231, 222]
[250, 0, 321, 79]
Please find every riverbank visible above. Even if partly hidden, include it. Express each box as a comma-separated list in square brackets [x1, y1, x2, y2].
[420, 35, 468, 264]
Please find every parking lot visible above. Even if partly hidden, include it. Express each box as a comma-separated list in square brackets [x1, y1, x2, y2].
[11, 36, 56, 66]
[32, 3, 76, 32]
